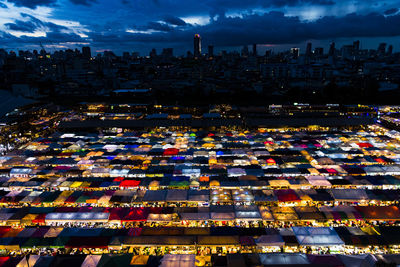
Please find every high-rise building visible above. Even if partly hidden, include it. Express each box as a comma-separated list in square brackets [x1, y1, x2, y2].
[241, 45, 249, 57]
[305, 42, 312, 57]
[290, 48, 300, 58]
[314, 47, 324, 56]
[194, 34, 201, 58]
[378, 43, 387, 56]
[82, 46, 91, 59]
[252, 44, 257, 56]
[149, 48, 157, 58]
[122, 52, 130, 60]
[353, 40, 360, 51]
[328, 42, 335, 56]
[162, 48, 173, 58]
[388, 45, 393, 55]
[208, 45, 214, 58]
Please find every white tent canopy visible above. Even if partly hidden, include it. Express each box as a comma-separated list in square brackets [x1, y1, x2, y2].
[45, 212, 110, 223]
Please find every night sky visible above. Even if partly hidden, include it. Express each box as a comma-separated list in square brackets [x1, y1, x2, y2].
[0, 0, 399, 55]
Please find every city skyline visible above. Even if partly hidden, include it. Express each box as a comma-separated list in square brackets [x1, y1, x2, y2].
[0, 0, 400, 54]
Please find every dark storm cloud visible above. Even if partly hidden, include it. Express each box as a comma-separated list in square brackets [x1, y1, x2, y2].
[83, 11, 400, 47]
[384, 8, 398, 15]
[163, 16, 187, 26]
[3, 0, 400, 52]
[115, 0, 335, 20]
[69, 0, 97, 6]
[146, 22, 173, 32]
[4, 0, 57, 8]
[5, 13, 67, 33]
[5, 20, 37, 32]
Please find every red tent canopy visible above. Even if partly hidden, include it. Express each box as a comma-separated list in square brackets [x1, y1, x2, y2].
[113, 177, 124, 182]
[357, 142, 373, 148]
[32, 213, 47, 224]
[107, 207, 129, 221]
[274, 189, 300, 202]
[163, 148, 179, 156]
[122, 207, 149, 222]
[0, 227, 11, 238]
[0, 257, 10, 266]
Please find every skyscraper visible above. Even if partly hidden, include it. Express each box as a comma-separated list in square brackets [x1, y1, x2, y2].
[378, 43, 387, 56]
[290, 48, 300, 59]
[149, 48, 157, 58]
[314, 47, 323, 57]
[328, 42, 335, 56]
[353, 40, 360, 51]
[241, 45, 249, 57]
[388, 45, 393, 55]
[305, 42, 312, 57]
[162, 48, 173, 58]
[252, 44, 257, 56]
[194, 34, 201, 58]
[82, 46, 91, 59]
[208, 45, 214, 58]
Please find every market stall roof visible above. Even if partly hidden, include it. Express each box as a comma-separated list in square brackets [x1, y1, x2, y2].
[180, 213, 210, 221]
[159, 254, 195, 267]
[197, 236, 239, 245]
[306, 176, 332, 187]
[256, 235, 285, 247]
[330, 189, 369, 201]
[355, 206, 400, 220]
[123, 236, 195, 246]
[259, 253, 310, 265]
[45, 212, 109, 223]
[146, 213, 173, 222]
[210, 212, 235, 221]
[292, 227, 344, 246]
[143, 190, 167, 202]
[65, 236, 110, 249]
[166, 190, 188, 202]
[81, 255, 102, 267]
[336, 254, 376, 267]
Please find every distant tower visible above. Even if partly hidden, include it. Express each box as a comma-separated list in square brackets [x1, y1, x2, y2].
[388, 45, 393, 55]
[353, 40, 360, 51]
[290, 48, 300, 59]
[162, 48, 173, 58]
[150, 48, 157, 58]
[252, 44, 257, 56]
[314, 47, 324, 56]
[208, 45, 214, 57]
[328, 42, 335, 56]
[378, 43, 387, 56]
[305, 42, 312, 57]
[194, 34, 201, 58]
[241, 45, 249, 57]
[82, 46, 91, 59]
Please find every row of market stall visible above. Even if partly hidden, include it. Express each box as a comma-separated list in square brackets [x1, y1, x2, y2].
[1, 252, 397, 267]
[2, 174, 400, 191]
[1, 188, 400, 207]
[0, 205, 400, 226]
[2, 129, 400, 184]
[0, 226, 400, 255]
